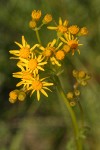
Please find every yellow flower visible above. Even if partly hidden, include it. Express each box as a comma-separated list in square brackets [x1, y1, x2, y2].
[80, 27, 88, 35]
[47, 17, 68, 34]
[39, 39, 63, 57]
[19, 54, 47, 75]
[13, 66, 33, 89]
[9, 90, 19, 103]
[68, 25, 79, 35]
[27, 75, 53, 101]
[9, 36, 39, 59]
[43, 14, 52, 24]
[29, 20, 36, 29]
[60, 33, 82, 55]
[55, 50, 65, 60]
[31, 10, 41, 21]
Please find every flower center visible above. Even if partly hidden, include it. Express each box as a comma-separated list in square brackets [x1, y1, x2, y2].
[32, 80, 43, 90]
[19, 47, 30, 59]
[22, 71, 32, 80]
[67, 40, 78, 49]
[28, 59, 38, 70]
[58, 25, 67, 33]
[55, 50, 65, 60]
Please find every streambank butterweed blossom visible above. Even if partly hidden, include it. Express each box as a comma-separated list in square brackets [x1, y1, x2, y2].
[9, 10, 89, 103]
[9, 9, 91, 150]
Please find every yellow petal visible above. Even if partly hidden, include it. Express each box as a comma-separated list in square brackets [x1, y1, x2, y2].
[40, 89, 48, 97]
[22, 36, 26, 47]
[60, 37, 67, 43]
[37, 90, 40, 101]
[51, 39, 56, 47]
[47, 26, 58, 30]
[15, 42, 22, 48]
[59, 17, 62, 25]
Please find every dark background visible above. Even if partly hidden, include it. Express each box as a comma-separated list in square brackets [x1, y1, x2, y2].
[0, 0, 100, 150]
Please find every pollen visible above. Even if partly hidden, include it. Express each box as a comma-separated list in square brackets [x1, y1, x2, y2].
[67, 40, 78, 49]
[68, 25, 79, 35]
[28, 59, 38, 70]
[31, 10, 41, 21]
[58, 25, 67, 33]
[22, 71, 32, 80]
[19, 47, 30, 59]
[32, 80, 43, 90]
[55, 50, 65, 60]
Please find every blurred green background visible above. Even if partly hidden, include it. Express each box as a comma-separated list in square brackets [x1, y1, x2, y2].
[0, 0, 100, 150]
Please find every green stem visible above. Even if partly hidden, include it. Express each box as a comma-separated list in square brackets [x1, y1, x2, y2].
[35, 29, 42, 44]
[77, 101, 84, 127]
[55, 75, 82, 150]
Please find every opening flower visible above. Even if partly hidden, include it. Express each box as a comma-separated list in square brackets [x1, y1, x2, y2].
[27, 75, 53, 101]
[39, 39, 63, 58]
[47, 17, 68, 34]
[31, 10, 41, 21]
[60, 33, 82, 55]
[43, 14, 52, 24]
[68, 25, 79, 35]
[55, 50, 65, 60]
[9, 36, 39, 59]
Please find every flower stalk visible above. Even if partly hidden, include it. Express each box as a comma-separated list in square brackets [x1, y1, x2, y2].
[35, 28, 42, 44]
[54, 75, 82, 150]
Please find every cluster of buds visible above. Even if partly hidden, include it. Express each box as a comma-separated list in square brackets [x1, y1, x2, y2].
[29, 10, 52, 29]
[66, 70, 90, 107]
[9, 89, 26, 103]
[73, 70, 91, 88]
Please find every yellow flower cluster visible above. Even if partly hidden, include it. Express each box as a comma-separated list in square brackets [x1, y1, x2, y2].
[9, 10, 88, 103]
[9, 36, 53, 102]
[48, 17, 88, 55]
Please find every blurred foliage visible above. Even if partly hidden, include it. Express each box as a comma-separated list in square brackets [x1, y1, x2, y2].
[0, 0, 100, 150]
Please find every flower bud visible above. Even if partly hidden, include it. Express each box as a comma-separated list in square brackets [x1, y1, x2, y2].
[29, 20, 36, 29]
[74, 89, 80, 96]
[18, 91, 26, 101]
[9, 90, 19, 103]
[43, 14, 52, 24]
[31, 10, 41, 21]
[78, 71, 86, 79]
[67, 92, 74, 99]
